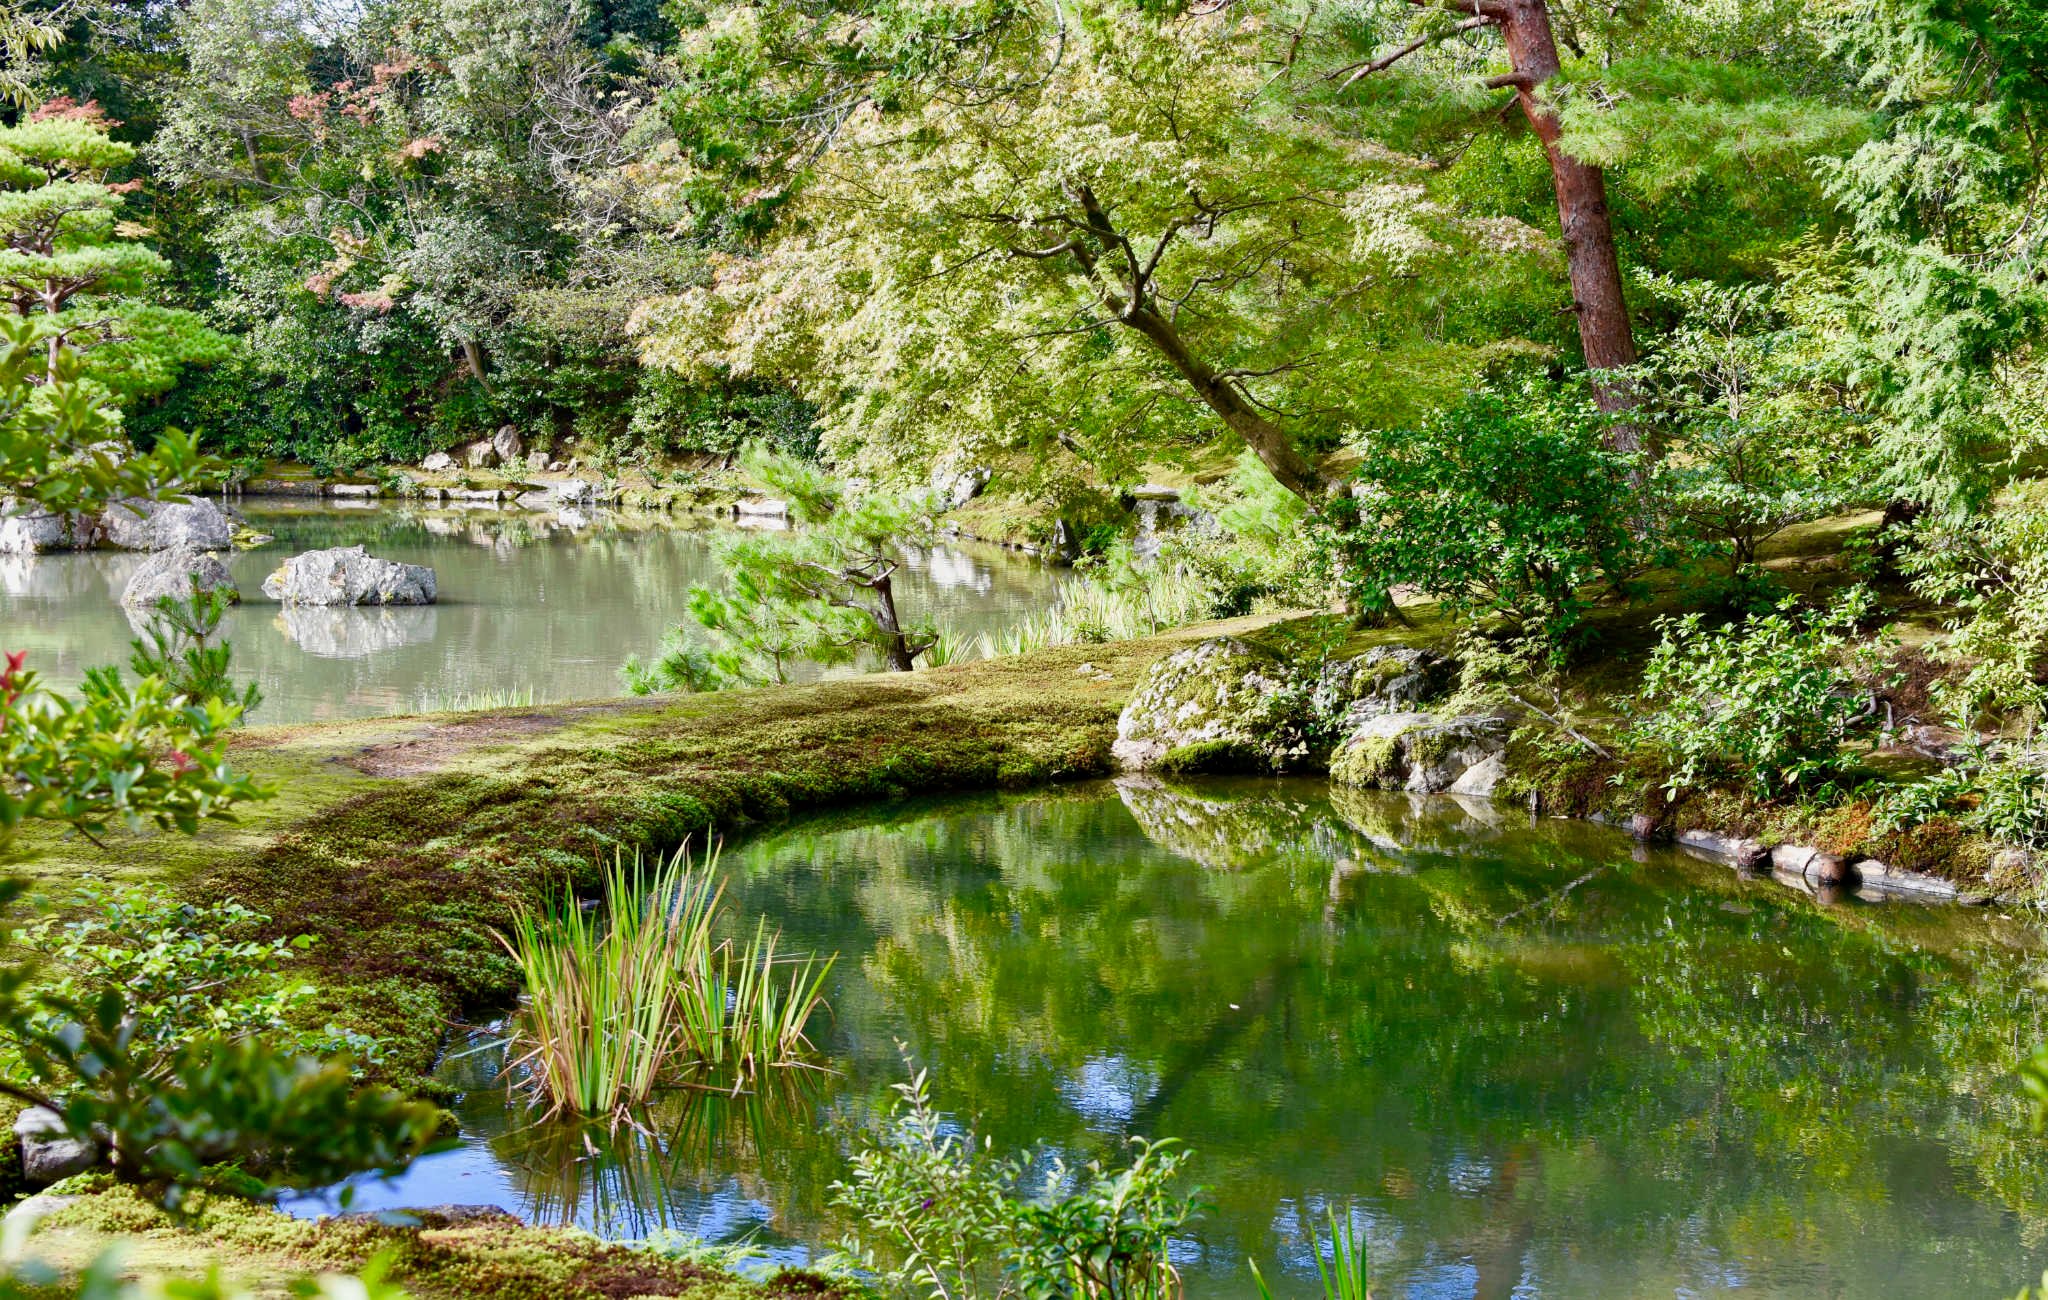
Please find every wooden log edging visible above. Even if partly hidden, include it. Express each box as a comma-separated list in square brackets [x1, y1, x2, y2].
[1672, 828, 2003, 905]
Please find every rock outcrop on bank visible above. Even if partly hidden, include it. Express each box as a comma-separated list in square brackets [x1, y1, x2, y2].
[1114, 633, 2010, 904]
[1111, 636, 1323, 772]
[0, 494, 235, 555]
[263, 545, 437, 606]
[1112, 636, 1485, 782]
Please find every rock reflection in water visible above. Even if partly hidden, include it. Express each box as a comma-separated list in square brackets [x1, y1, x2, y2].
[276, 605, 439, 658]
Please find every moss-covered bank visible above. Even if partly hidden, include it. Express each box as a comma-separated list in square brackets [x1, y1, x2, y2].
[23, 1182, 857, 1299]
[4, 618, 1282, 1090]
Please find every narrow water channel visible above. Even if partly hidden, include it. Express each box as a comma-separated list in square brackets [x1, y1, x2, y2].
[290, 778, 2048, 1298]
[0, 498, 1063, 722]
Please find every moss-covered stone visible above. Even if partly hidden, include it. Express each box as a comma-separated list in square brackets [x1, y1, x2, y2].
[1328, 731, 1406, 789]
[1155, 739, 1272, 775]
[1113, 636, 1325, 772]
[1328, 713, 1508, 793]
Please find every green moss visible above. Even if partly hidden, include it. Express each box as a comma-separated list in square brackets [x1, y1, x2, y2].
[1156, 740, 1270, 775]
[1330, 733, 1402, 789]
[34, 1186, 861, 1300]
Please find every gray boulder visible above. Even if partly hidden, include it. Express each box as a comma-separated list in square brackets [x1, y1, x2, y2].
[1330, 711, 1511, 794]
[1113, 636, 1321, 773]
[0, 505, 85, 554]
[463, 439, 500, 470]
[492, 425, 524, 463]
[1317, 647, 1457, 724]
[100, 496, 235, 551]
[930, 456, 992, 510]
[14, 1107, 97, 1187]
[263, 545, 437, 606]
[119, 545, 239, 607]
[421, 451, 458, 473]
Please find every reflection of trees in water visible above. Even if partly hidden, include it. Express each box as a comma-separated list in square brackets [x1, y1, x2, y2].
[719, 783, 2048, 1297]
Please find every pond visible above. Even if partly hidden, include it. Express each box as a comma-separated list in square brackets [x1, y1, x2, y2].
[0, 498, 1064, 722]
[290, 779, 2048, 1298]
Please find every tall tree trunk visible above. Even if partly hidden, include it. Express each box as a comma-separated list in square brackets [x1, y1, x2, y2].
[1493, 0, 1639, 448]
[871, 573, 917, 672]
[460, 339, 495, 397]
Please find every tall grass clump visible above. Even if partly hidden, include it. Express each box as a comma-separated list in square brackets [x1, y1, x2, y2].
[975, 551, 1219, 660]
[1250, 1207, 1370, 1300]
[498, 845, 834, 1118]
[412, 683, 538, 714]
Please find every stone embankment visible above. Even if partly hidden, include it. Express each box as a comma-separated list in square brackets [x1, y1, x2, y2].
[1114, 634, 2021, 905]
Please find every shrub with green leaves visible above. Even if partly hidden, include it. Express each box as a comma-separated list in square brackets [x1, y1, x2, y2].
[1324, 379, 1660, 655]
[832, 1067, 1200, 1300]
[13, 884, 379, 1075]
[1628, 592, 1888, 800]
[0, 659, 265, 847]
[128, 583, 263, 721]
[1632, 274, 1853, 573]
[1895, 500, 2048, 729]
[1873, 734, 2048, 854]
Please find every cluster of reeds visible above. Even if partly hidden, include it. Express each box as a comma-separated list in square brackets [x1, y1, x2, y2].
[412, 683, 538, 713]
[974, 560, 1218, 660]
[497, 845, 834, 1118]
[1250, 1208, 1371, 1300]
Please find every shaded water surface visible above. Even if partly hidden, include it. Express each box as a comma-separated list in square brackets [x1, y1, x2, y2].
[0, 499, 1063, 722]
[298, 780, 2048, 1297]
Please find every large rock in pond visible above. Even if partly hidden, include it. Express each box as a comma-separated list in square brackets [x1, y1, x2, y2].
[1113, 636, 1323, 773]
[1330, 711, 1511, 794]
[100, 495, 235, 551]
[263, 545, 437, 606]
[120, 545, 239, 607]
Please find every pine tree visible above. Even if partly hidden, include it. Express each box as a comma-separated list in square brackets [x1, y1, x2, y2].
[0, 98, 224, 403]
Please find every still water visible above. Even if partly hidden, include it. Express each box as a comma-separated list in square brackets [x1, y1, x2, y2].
[0, 498, 1063, 722]
[296, 779, 2048, 1298]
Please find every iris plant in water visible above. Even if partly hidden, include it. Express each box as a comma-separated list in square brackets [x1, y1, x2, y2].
[496, 843, 835, 1118]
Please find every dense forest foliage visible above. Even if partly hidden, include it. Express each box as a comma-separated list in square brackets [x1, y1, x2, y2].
[2, 0, 2032, 503]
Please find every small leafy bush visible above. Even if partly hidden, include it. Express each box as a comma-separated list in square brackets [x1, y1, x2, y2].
[1873, 733, 2048, 853]
[1323, 378, 1663, 656]
[1629, 592, 1888, 800]
[1631, 274, 1852, 572]
[127, 583, 262, 719]
[0, 881, 438, 1208]
[13, 883, 378, 1075]
[1895, 501, 2048, 729]
[832, 1066, 1200, 1300]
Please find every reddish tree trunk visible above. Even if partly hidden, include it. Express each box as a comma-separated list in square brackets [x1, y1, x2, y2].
[1493, 0, 1639, 449]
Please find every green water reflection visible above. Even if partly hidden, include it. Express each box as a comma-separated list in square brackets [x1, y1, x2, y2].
[320, 779, 2048, 1297]
[0, 499, 1062, 722]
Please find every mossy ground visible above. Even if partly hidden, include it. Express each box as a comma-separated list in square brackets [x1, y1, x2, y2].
[4, 618, 1278, 1091]
[25, 1182, 858, 1300]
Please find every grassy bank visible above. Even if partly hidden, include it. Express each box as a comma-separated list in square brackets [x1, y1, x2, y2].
[23, 1182, 855, 1300]
[4, 618, 1281, 1090]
